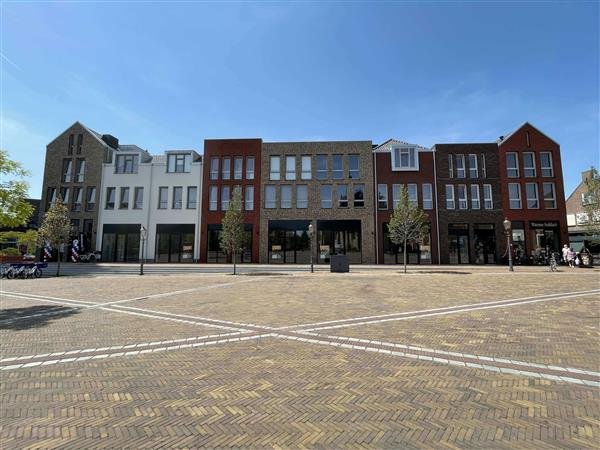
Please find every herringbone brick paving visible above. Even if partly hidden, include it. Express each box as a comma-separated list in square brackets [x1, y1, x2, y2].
[1, 270, 599, 448]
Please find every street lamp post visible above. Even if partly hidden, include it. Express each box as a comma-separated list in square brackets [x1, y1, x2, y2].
[503, 218, 514, 272]
[308, 223, 314, 273]
[140, 225, 147, 276]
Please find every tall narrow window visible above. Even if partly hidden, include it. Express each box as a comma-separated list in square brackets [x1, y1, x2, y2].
[285, 156, 296, 180]
[105, 187, 115, 209]
[526, 183, 539, 209]
[86, 186, 96, 211]
[407, 184, 418, 207]
[508, 183, 522, 209]
[119, 187, 129, 209]
[377, 184, 388, 209]
[483, 184, 493, 209]
[172, 187, 183, 209]
[470, 184, 480, 209]
[47, 187, 57, 209]
[445, 185, 455, 210]
[455, 155, 466, 178]
[221, 186, 230, 210]
[210, 158, 219, 180]
[234, 157, 243, 180]
[62, 159, 72, 183]
[301, 156, 312, 180]
[133, 187, 144, 209]
[321, 185, 333, 208]
[523, 152, 536, 177]
[506, 153, 519, 177]
[76, 134, 83, 154]
[244, 186, 254, 210]
[270, 156, 280, 180]
[246, 157, 255, 180]
[222, 157, 231, 180]
[392, 184, 402, 208]
[281, 185, 292, 208]
[332, 154, 343, 179]
[422, 183, 433, 210]
[348, 154, 360, 179]
[209, 186, 218, 211]
[526, 131, 531, 147]
[158, 187, 169, 209]
[265, 185, 276, 209]
[187, 186, 197, 209]
[353, 184, 365, 207]
[448, 154, 454, 178]
[337, 184, 348, 208]
[468, 154, 478, 178]
[60, 187, 70, 205]
[296, 185, 308, 209]
[543, 183, 557, 209]
[457, 184, 467, 209]
[316, 155, 328, 180]
[540, 152, 554, 177]
[68, 134, 74, 155]
[480, 154, 487, 178]
[167, 153, 191, 173]
[73, 188, 83, 211]
[76, 159, 85, 182]
[115, 154, 139, 174]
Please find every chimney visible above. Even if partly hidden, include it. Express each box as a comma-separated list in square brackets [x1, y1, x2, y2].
[101, 134, 119, 149]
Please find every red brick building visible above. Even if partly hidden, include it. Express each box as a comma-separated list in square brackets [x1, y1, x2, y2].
[497, 123, 568, 263]
[199, 139, 262, 263]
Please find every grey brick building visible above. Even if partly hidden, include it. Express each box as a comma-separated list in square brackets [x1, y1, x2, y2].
[259, 141, 376, 264]
[40, 122, 123, 259]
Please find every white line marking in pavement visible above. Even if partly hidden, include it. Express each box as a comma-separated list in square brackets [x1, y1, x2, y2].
[0, 334, 270, 371]
[0, 331, 251, 363]
[272, 333, 599, 387]
[1, 291, 97, 304]
[297, 333, 600, 378]
[294, 290, 600, 332]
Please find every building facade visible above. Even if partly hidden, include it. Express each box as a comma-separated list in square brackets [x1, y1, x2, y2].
[199, 139, 262, 263]
[566, 169, 599, 254]
[434, 143, 505, 264]
[40, 122, 119, 259]
[259, 141, 376, 264]
[96, 148, 202, 262]
[497, 123, 568, 264]
[373, 140, 438, 264]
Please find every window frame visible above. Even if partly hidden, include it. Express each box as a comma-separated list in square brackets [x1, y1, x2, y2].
[543, 182, 557, 209]
[455, 154, 466, 178]
[285, 156, 296, 181]
[320, 185, 333, 208]
[407, 183, 418, 207]
[221, 186, 230, 211]
[119, 187, 129, 210]
[353, 184, 365, 207]
[72, 187, 83, 212]
[348, 154, 360, 179]
[167, 153, 191, 173]
[508, 183, 522, 209]
[246, 157, 255, 180]
[172, 186, 183, 209]
[316, 155, 328, 180]
[186, 186, 197, 209]
[158, 186, 169, 209]
[392, 184, 402, 209]
[540, 152, 554, 177]
[296, 185, 308, 209]
[222, 157, 231, 180]
[377, 184, 388, 210]
[105, 187, 115, 210]
[391, 146, 418, 171]
[264, 185, 276, 209]
[422, 183, 433, 210]
[208, 186, 218, 211]
[480, 154, 487, 178]
[86, 186, 96, 211]
[115, 154, 138, 174]
[337, 184, 348, 208]
[234, 156, 243, 180]
[468, 154, 478, 178]
[133, 187, 144, 210]
[448, 154, 454, 178]
[506, 152, 519, 178]
[470, 184, 480, 210]
[525, 182, 539, 209]
[457, 184, 468, 209]
[210, 158, 219, 180]
[483, 184, 493, 209]
[244, 185, 254, 211]
[270, 156, 281, 181]
[76, 159, 85, 182]
[523, 152, 536, 177]
[445, 185, 455, 210]
[332, 154, 343, 180]
[280, 185, 292, 209]
[301, 156, 312, 180]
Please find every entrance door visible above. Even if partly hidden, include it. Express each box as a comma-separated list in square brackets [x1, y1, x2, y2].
[473, 225, 496, 264]
[449, 232, 469, 264]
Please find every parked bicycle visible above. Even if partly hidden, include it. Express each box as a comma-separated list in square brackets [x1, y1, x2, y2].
[549, 252, 559, 272]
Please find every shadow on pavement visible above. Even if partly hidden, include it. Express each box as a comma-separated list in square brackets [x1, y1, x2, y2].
[0, 305, 80, 331]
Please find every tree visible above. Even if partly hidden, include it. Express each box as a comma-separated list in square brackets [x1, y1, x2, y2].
[0, 230, 39, 255]
[37, 197, 71, 276]
[582, 167, 600, 244]
[0, 150, 34, 227]
[220, 186, 244, 275]
[387, 186, 430, 273]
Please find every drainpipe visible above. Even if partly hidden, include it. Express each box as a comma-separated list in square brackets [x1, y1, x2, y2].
[373, 150, 379, 264]
[144, 160, 154, 263]
[195, 161, 203, 262]
[432, 146, 441, 264]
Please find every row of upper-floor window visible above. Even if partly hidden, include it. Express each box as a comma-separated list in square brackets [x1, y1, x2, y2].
[445, 184, 494, 210]
[112, 153, 196, 174]
[505, 151, 554, 178]
[210, 156, 255, 181]
[263, 183, 366, 209]
[447, 154, 487, 179]
[377, 184, 433, 210]
[46, 186, 96, 212]
[104, 186, 198, 210]
[269, 154, 361, 181]
[208, 185, 254, 211]
[66, 134, 83, 155]
[507, 182, 557, 210]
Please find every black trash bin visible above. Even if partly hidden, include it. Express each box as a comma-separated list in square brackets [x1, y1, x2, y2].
[330, 254, 349, 273]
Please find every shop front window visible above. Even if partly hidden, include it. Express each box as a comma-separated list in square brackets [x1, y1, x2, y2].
[473, 224, 496, 264]
[382, 223, 431, 264]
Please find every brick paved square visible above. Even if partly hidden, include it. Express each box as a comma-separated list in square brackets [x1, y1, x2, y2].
[1, 269, 599, 448]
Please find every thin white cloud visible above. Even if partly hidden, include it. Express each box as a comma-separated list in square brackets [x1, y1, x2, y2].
[1, 53, 21, 71]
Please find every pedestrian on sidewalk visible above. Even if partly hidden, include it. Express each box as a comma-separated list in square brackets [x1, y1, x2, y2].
[562, 244, 569, 265]
[567, 247, 577, 268]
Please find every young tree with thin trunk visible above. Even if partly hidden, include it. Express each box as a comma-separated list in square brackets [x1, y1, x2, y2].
[0, 150, 33, 228]
[220, 186, 244, 275]
[37, 197, 71, 277]
[387, 186, 429, 274]
[583, 167, 600, 244]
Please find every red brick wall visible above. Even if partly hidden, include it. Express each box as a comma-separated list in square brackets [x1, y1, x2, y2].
[200, 139, 262, 263]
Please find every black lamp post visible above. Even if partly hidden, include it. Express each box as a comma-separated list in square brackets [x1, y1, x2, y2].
[140, 225, 147, 276]
[503, 218, 514, 272]
[308, 223, 314, 273]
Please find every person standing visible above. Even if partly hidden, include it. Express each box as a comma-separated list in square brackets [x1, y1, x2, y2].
[562, 244, 570, 265]
[567, 247, 577, 268]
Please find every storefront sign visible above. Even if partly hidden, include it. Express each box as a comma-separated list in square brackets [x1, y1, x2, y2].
[530, 221, 559, 229]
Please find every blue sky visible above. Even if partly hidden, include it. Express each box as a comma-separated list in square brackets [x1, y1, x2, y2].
[2, 1, 598, 198]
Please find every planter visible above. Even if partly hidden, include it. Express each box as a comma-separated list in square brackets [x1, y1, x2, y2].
[0, 256, 26, 264]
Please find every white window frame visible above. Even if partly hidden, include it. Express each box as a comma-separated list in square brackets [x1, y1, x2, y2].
[422, 183, 433, 210]
[321, 185, 333, 209]
[244, 186, 254, 211]
[543, 182, 557, 209]
[296, 185, 308, 209]
[246, 157, 255, 180]
[222, 157, 231, 180]
[455, 154, 466, 178]
[506, 152, 519, 178]
[337, 184, 348, 208]
[187, 186, 197, 209]
[470, 184, 480, 209]
[457, 184, 467, 209]
[316, 155, 328, 180]
[523, 152, 536, 177]
[377, 184, 388, 210]
[76, 159, 85, 182]
[468, 154, 478, 178]
[209, 186, 218, 211]
[301, 156, 311, 180]
[270, 156, 280, 181]
[508, 183, 522, 209]
[391, 146, 418, 171]
[525, 182, 539, 209]
[234, 157, 243, 180]
[353, 184, 365, 207]
[158, 186, 169, 209]
[264, 185, 276, 209]
[61, 187, 70, 204]
[285, 156, 296, 181]
[133, 187, 144, 210]
[280, 185, 292, 209]
[448, 154, 454, 178]
[445, 185, 455, 210]
[73, 187, 83, 211]
[392, 184, 402, 208]
[480, 154, 487, 178]
[540, 152, 554, 177]
[105, 187, 115, 209]
[332, 154, 344, 180]
[118, 187, 128, 210]
[407, 183, 417, 207]
[221, 186, 230, 211]
[210, 158, 219, 180]
[172, 186, 183, 209]
[348, 154, 360, 179]
[63, 160, 72, 183]
[483, 184, 493, 209]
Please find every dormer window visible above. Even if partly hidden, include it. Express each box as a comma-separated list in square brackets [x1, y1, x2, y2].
[391, 147, 418, 171]
[167, 153, 191, 173]
[115, 154, 139, 174]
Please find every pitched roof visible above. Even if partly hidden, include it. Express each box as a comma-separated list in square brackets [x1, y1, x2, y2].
[497, 122, 560, 146]
[373, 139, 430, 153]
